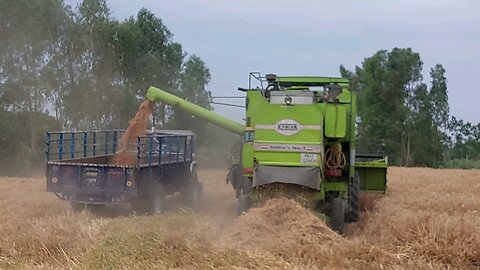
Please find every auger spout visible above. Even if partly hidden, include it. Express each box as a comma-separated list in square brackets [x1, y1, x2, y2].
[146, 86, 245, 135]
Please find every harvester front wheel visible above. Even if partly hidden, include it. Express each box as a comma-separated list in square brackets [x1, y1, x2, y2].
[331, 197, 345, 234]
[346, 172, 360, 222]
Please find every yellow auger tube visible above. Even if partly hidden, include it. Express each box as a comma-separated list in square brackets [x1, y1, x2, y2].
[146, 86, 245, 135]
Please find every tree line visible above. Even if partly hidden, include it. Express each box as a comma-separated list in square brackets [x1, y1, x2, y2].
[0, 1, 477, 175]
[340, 48, 478, 167]
[0, 0, 213, 174]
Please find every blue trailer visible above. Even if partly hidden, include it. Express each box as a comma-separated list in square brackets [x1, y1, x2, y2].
[45, 129, 202, 214]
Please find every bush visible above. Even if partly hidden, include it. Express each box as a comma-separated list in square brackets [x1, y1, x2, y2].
[442, 159, 480, 169]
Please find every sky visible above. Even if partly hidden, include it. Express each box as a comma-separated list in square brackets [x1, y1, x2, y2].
[66, 0, 480, 123]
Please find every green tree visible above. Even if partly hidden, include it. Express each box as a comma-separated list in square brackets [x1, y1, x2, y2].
[169, 55, 212, 146]
[352, 48, 428, 165]
[113, 8, 185, 127]
[448, 117, 480, 160]
[69, 0, 120, 129]
[429, 64, 449, 130]
[0, 0, 65, 154]
[409, 83, 444, 167]
[0, 1, 213, 174]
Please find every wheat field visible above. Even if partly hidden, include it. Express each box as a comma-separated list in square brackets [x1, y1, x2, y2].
[0, 167, 478, 269]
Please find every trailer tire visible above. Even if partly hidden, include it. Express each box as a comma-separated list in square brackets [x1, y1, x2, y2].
[131, 199, 146, 215]
[346, 172, 360, 222]
[180, 167, 202, 208]
[71, 202, 105, 214]
[132, 185, 165, 215]
[331, 197, 345, 235]
[180, 182, 203, 208]
[71, 202, 86, 212]
[236, 194, 252, 216]
[149, 184, 165, 215]
[87, 204, 106, 214]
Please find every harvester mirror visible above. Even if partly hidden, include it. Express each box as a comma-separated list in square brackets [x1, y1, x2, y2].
[322, 84, 343, 102]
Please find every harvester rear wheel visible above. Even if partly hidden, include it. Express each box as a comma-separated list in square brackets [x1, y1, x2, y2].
[236, 193, 252, 216]
[331, 197, 345, 234]
[346, 172, 360, 222]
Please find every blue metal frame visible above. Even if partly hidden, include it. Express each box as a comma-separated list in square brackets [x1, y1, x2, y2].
[46, 130, 195, 170]
[46, 130, 196, 205]
[45, 130, 125, 161]
[134, 134, 193, 168]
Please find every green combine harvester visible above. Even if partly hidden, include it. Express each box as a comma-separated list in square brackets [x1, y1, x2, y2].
[146, 73, 387, 234]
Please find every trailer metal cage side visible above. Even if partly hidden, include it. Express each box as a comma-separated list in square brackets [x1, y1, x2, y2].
[45, 130, 201, 211]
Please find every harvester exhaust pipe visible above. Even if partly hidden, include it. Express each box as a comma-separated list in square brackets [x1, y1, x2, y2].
[146, 86, 245, 135]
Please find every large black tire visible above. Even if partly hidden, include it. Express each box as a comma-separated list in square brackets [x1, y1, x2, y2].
[71, 202, 105, 214]
[71, 202, 86, 212]
[180, 167, 202, 208]
[331, 197, 345, 234]
[236, 194, 252, 216]
[130, 199, 147, 215]
[346, 172, 360, 222]
[180, 182, 203, 209]
[132, 184, 165, 215]
[87, 204, 106, 214]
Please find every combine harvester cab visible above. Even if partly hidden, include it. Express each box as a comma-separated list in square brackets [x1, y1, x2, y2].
[146, 72, 387, 234]
[45, 130, 202, 214]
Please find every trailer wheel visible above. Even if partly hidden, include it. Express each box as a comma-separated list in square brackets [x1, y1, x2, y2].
[149, 184, 165, 215]
[331, 197, 345, 234]
[87, 204, 106, 214]
[236, 193, 252, 216]
[132, 185, 165, 215]
[346, 172, 360, 222]
[180, 182, 203, 208]
[180, 167, 202, 208]
[71, 202, 86, 212]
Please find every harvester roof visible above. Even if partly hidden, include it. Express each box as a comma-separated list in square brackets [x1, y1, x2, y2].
[275, 76, 349, 87]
